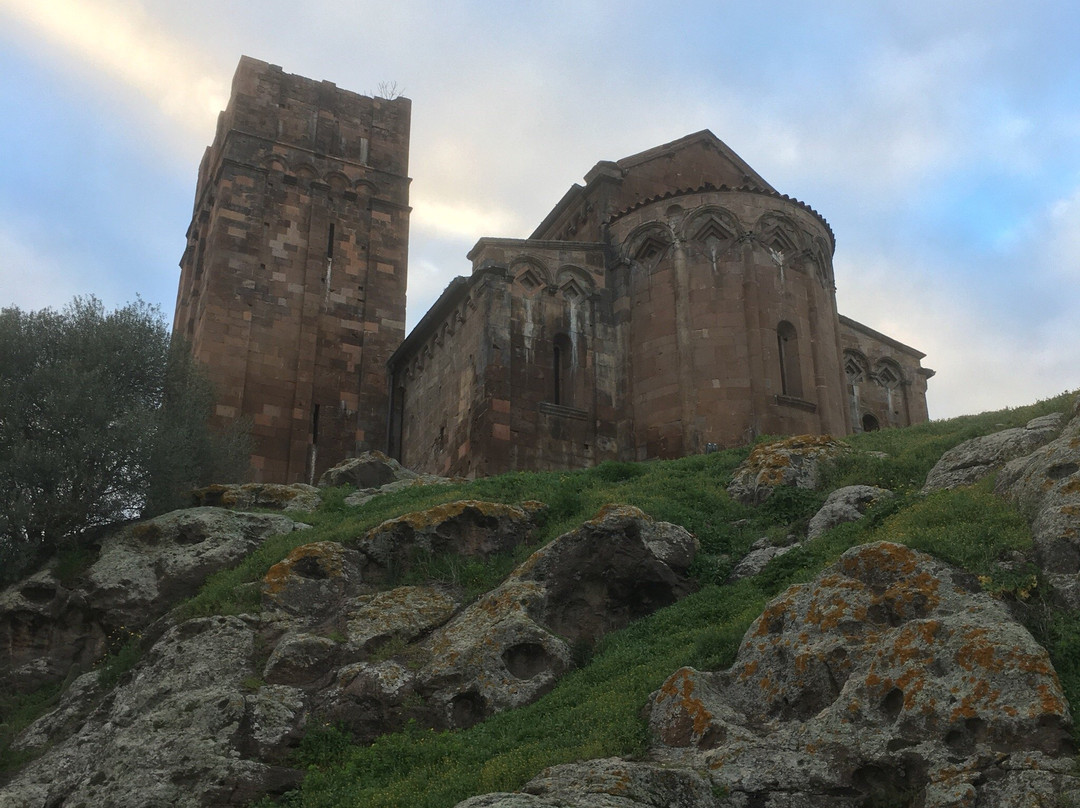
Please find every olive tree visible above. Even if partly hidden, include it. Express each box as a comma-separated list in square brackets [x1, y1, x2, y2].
[0, 297, 249, 581]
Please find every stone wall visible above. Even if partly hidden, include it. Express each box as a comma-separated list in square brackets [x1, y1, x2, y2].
[839, 315, 933, 432]
[174, 57, 410, 483]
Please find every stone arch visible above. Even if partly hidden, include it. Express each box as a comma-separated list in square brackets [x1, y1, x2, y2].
[264, 154, 288, 173]
[874, 358, 905, 389]
[354, 178, 380, 195]
[755, 212, 806, 257]
[681, 204, 743, 244]
[325, 171, 350, 194]
[510, 256, 552, 294]
[552, 332, 574, 407]
[811, 237, 834, 285]
[555, 265, 594, 301]
[294, 163, 318, 182]
[844, 350, 870, 384]
[622, 221, 675, 268]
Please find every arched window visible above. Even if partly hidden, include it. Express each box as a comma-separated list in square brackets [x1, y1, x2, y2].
[862, 413, 880, 432]
[552, 333, 573, 406]
[776, 321, 803, 398]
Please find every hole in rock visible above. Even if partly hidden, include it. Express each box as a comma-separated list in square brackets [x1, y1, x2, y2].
[1047, 462, 1079, 480]
[292, 555, 330, 579]
[502, 642, 555, 680]
[449, 691, 486, 729]
[880, 687, 904, 721]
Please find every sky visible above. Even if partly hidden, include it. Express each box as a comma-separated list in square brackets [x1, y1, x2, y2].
[1, 0, 1078, 420]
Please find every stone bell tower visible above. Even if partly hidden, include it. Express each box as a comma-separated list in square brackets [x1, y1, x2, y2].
[173, 56, 411, 483]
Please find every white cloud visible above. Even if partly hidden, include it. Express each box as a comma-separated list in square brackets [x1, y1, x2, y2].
[0, 0, 225, 135]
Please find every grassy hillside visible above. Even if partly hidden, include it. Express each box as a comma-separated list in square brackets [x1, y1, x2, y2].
[238, 391, 1077, 808]
[5, 392, 1079, 806]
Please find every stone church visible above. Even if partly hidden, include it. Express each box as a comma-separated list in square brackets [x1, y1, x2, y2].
[173, 57, 933, 484]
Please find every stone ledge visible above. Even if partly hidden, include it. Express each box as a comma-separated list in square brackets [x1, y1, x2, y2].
[539, 401, 588, 420]
[775, 394, 817, 413]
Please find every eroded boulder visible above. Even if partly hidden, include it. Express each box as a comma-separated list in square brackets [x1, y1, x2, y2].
[412, 505, 698, 729]
[318, 450, 417, 489]
[648, 541, 1077, 806]
[922, 412, 1065, 492]
[1, 616, 306, 808]
[357, 500, 545, 582]
[189, 482, 322, 512]
[0, 508, 307, 694]
[455, 758, 722, 808]
[807, 484, 893, 539]
[727, 435, 848, 504]
[995, 399, 1080, 607]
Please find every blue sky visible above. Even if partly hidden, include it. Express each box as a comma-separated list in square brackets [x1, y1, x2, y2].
[1, 0, 1078, 419]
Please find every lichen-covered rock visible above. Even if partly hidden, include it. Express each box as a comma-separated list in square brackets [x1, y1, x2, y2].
[1, 616, 305, 808]
[0, 508, 307, 694]
[89, 508, 306, 623]
[922, 412, 1065, 492]
[262, 541, 363, 618]
[418, 578, 573, 728]
[727, 541, 796, 582]
[455, 758, 722, 807]
[358, 500, 546, 581]
[318, 450, 417, 489]
[344, 585, 458, 653]
[996, 401, 1080, 607]
[263, 632, 339, 686]
[648, 542, 1076, 806]
[0, 569, 106, 693]
[727, 435, 848, 504]
[807, 484, 893, 539]
[343, 475, 456, 507]
[189, 482, 322, 512]
[412, 505, 698, 729]
[317, 659, 418, 742]
[512, 504, 698, 644]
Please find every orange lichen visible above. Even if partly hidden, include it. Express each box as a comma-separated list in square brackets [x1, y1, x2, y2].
[657, 668, 715, 739]
[369, 500, 528, 536]
[263, 541, 347, 595]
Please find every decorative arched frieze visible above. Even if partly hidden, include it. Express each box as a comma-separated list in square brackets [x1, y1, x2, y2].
[681, 204, 743, 244]
[874, 358, 905, 388]
[754, 212, 806, 257]
[354, 178, 380, 195]
[843, 350, 870, 383]
[325, 171, 350, 194]
[555, 265, 594, 301]
[294, 163, 318, 182]
[509, 256, 552, 295]
[263, 154, 288, 173]
[622, 221, 675, 269]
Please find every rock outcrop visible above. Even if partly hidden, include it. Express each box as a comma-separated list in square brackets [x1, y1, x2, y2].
[189, 482, 322, 512]
[3, 503, 699, 806]
[0, 508, 307, 694]
[455, 758, 721, 808]
[996, 397, 1080, 607]
[648, 542, 1077, 806]
[727, 435, 847, 504]
[922, 412, 1065, 492]
[807, 484, 893, 539]
[1, 616, 305, 808]
[357, 500, 546, 581]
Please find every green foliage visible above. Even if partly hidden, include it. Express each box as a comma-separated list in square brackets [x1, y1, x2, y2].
[875, 478, 1031, 577]
[96, 634, 143, 690]
[0, 680, 63, 774]
[0, 297, 249, 583]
